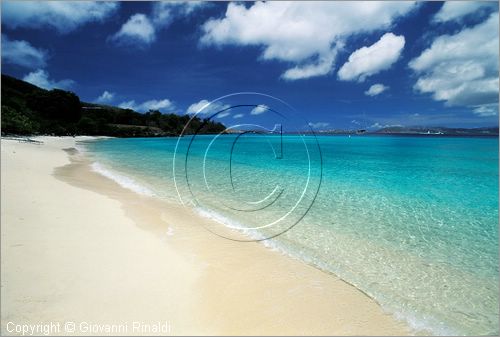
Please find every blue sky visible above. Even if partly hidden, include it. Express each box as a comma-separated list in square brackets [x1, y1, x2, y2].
[1, 1, 499, 130]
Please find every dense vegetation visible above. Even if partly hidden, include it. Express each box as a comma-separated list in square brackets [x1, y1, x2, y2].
[1, 74, 226, 137]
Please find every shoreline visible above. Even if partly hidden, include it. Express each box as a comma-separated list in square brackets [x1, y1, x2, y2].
[1, 136, 410, 335]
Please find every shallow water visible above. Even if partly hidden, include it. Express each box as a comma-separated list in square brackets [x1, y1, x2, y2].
[82, 134, 499, 335]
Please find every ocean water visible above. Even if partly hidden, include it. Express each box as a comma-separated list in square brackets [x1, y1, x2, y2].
[81, 134, 499, 335]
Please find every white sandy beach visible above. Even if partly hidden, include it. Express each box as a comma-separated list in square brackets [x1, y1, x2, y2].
[1, 136, 410, 335]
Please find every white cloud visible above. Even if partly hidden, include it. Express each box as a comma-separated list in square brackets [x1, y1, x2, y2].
[152, 1, 207, 28]
[409, 14, 499, 115]
[137, 99, 174, 111]
[186, 99, 230, 115]
[369, 122, 402, 129]
[250, 104, 268, 115]
[473, 104, 498, 117]
[110, 14, 156, 46]
[338, 33, 405, 82]
[119, 99, 174, 112]
[175, 1, 207, 15]
[308, 122, 330, 129]
[433, 2, 497, 23]
[1, 1, 118, 32]
[233, 113, 244, 119]
[282, 49, 339, 80]
[118, 101, 135, 110]
[217, 112, 230, 118]
[1, 34, 48, 69]
[365, 83, 389, 96]
[95, 91, 115, 104]
[22, 69, 74, 90]
[201, 2, 416, 80]
[187, 100, 210, 114]
[112, 2, 207, 48]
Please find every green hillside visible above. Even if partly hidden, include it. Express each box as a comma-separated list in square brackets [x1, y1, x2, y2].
[1, 74, 226, 137]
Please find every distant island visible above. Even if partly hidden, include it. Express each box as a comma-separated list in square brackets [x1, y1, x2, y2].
[312, 126, 498, 136]
[229, 127, 499, 136]
[1, 74, 226, 137]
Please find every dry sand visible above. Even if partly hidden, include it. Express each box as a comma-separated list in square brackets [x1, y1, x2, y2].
[1, 136, 410, 335]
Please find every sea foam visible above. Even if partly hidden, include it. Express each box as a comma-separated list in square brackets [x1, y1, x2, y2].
[91, 162, 155, 197]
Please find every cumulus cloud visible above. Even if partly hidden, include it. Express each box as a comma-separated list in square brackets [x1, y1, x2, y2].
[187, 99, 210, 114]
[409, 14, 499, 115]
[201, 2, 416, 80]
[233, 113, 244, 119]
[1, 34, 48, 69]
[110, 14, 156, 46]
[96, 91, 115, 104]
[250, 105, 268, 115]
[282, 49, 339, 80]
[119, 99, 174, 112]
[433, 2, 497, 23]
[308, 122, 330, 129]
[186, 99, 230, 115]
[111, 2, 207, 47]
[1, 1, 118, 32]
[365, 83, 389, 96]
[338, 33, 405, 82]
[23, 69, 74, 90]
[152, 1, 207, 28]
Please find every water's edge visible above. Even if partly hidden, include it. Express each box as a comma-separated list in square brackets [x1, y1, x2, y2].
[78, 139, 454, 336]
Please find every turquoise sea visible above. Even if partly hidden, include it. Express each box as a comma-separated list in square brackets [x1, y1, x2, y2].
[82, 134, 499, 335]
